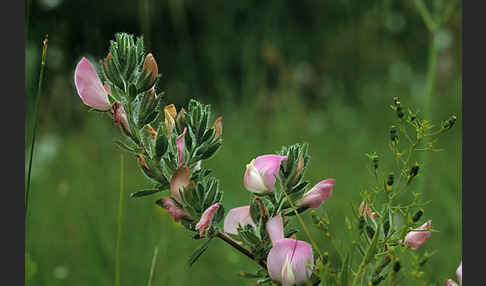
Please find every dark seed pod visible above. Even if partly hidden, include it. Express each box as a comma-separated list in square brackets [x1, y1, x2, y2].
[366, 225, 375, 239]
[413, 209, 424, 222]
[393, 261, 401, 273]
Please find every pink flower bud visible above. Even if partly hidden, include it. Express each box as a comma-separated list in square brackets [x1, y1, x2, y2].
[243, 155, 288, 194]
[223, 206, 256, 235]
[296, 179, 335, 209]
[267, 238, 314, 286]
[176, 127, 187, 167]
[170, 166, 191, 204]
[404, 220, 432, 249]
[195, 203, 220, 237]
[456, 261, 462, 285]
[266, 214, 284, 245]
[213, 116, 223, 141]
[74, 57, 111, 111]
[161, 197, 192, 222]
[359, 200, 379, 220]
[113, 102, 131, 134]
[444, 279, 459, 286]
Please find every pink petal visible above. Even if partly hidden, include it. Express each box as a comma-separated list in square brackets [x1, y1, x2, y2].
[113, 102, 131, 134]
[296, 179, 335, 209]
[456, 261, 462, 285]
[74, 57, 111, 111]
[223, 206, 256, 235]
[253, 155, 288, 192]
[291, 240, 314, 285]
[444, 279, 459, 286]
[195, 203, 220, 237]
[176, 127, 187, 167]
[266, 214, 284, 245]
[404, 220, 432, 250]
[267, 238, 314, 286]
[170, 166, 191, 204]
[161, 197, 192, 222]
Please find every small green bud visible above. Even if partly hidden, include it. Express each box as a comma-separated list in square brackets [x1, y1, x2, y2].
[386, 172, 394, 192]
[393, 260, 401, 272]
[410, 164, 419, 177]
[442, 115, 457, 130]
[396, 105, 404, 119]
[412, 209, 424, 222]
[390, 126, 398, 142]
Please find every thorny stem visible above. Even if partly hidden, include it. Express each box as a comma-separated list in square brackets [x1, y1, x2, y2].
[216, 231, 267, 270]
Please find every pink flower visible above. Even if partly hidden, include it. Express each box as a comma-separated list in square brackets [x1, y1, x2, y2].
[170, 166, 191, 204]
[243, 155, 288, 194]
[444, 261, 462, 286]
[404, 220, 432, 250]
[444, 279, 459, 286]
[74, 57, 111, 111]
[223, 206, 256, 235]
[195, 203, 220, 237]
[267, 238, 314, 286]
[266, 214, 284, 245]
[113, 102, 131, 134]
[176, 128, 187, 167]
[161, 197, 192, 222]
[456, 261, 462, 285]
[296, 179, 335, 209]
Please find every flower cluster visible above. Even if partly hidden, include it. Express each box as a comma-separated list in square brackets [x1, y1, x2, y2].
[74, 33, 460, 286]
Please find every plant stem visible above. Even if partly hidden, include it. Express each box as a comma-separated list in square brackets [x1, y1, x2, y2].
[115, 153, 125, 286]
[25, 35, 48, 217]
[25, 35, 48, 286]
[216, 231, 267, 270]
[147, 246, 159, 286]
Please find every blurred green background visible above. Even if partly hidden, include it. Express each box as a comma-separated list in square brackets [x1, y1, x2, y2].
[25, 0, 461, 285]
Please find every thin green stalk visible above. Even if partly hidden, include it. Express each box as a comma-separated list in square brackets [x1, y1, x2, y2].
[147, 246, 159, 286]
[25, 35, 48, 217]
[280, 187, 323, 258]
[115, 153, 125, 286]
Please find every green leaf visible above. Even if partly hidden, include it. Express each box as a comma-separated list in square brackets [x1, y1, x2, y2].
[130, 189, 160, 198]
[114, 140, 138, 154]
[188, 238, 213, 267]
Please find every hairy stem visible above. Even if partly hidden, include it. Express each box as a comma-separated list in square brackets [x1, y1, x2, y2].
[115, 154, 125, 286]
[216, 231, 267, 270]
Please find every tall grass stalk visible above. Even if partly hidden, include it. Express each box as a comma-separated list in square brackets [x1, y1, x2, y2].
[115, 153, 125, 286]
[25, 35, 48, 286]
[147, 246, 159, 286]
[26, 35, 48, 217]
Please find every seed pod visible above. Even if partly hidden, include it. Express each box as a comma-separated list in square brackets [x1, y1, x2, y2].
[390, 126, 398, 142]
[358, 217, 365, 230]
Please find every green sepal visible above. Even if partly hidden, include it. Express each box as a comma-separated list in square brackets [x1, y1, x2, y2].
[187, 238, 213, 267]
[130, 189, 160, 198]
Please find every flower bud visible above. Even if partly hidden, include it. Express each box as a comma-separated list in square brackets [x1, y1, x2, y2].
[160, 197, 193, 222]
[170, 166, 191, 204]
[267, 238, 314, 286]
[176, 128, 187, 168]
[386, 172, 394, 192]
[213, 116, 223, 142]
[243, 155, 288, 194]
[145, 124, 157, 139]
[113, 102, 131, 134]
[195, 203, 219, 237]
[74, 57, 112, 111]
[142, 53, 158, 88]
[164, 104, 177, 137]
[176, 107, 186, 130]
[223, 206, 256, 235]
[404, 220, 432, 249]
[296, 179, 335, 209]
